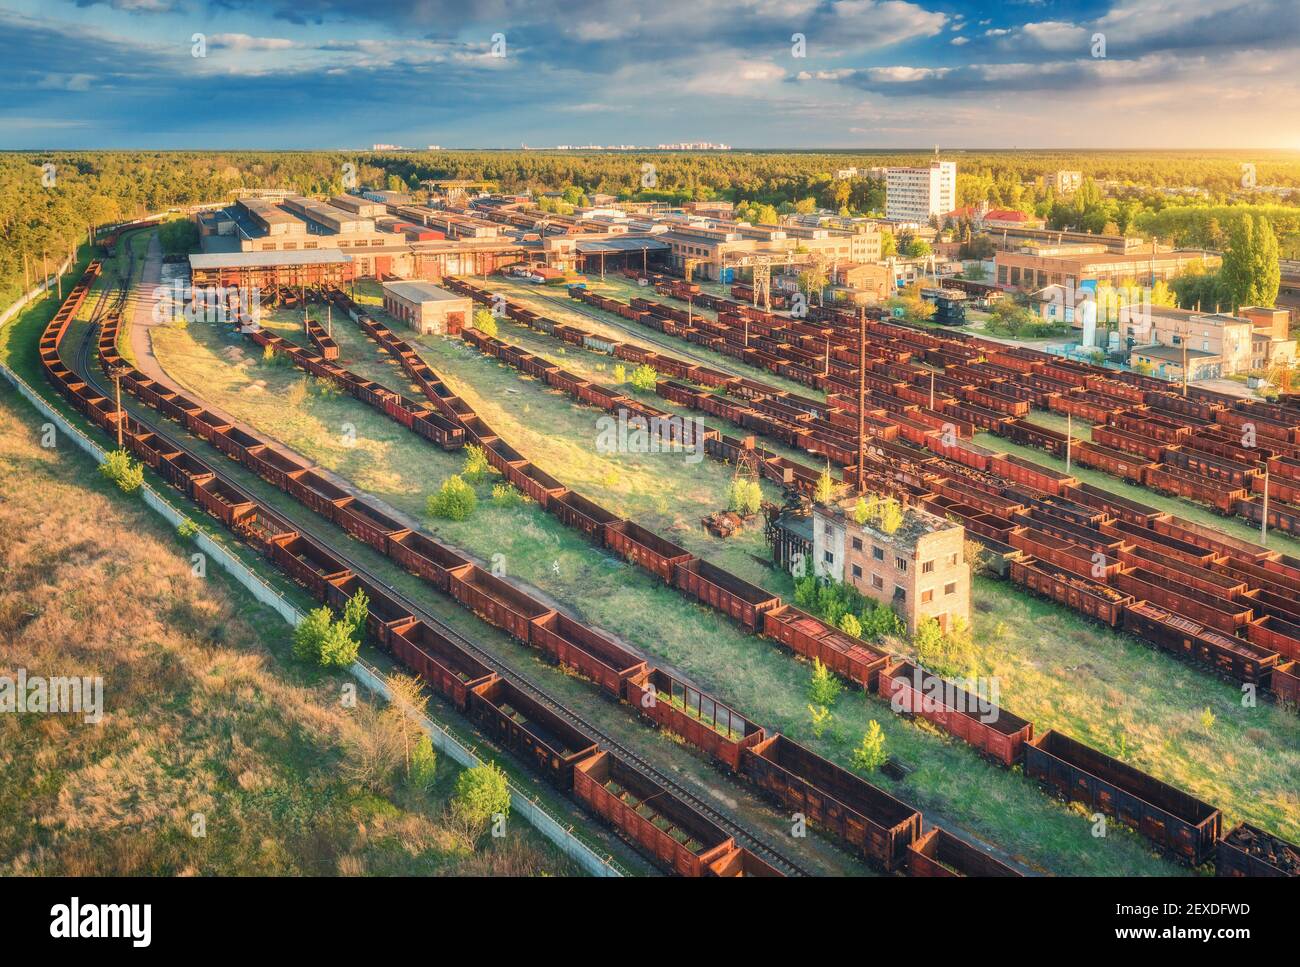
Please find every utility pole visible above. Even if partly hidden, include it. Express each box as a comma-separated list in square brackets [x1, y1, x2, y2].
[929, 371, 935, 410]
[1261, 468, 1270, 545]
[1066, 412, 1073, 473]
[857, 306, 867, 495]
[327, 302, 332, 337]
[824, 336, 830, 377]
[1182, 341, 1189, 397]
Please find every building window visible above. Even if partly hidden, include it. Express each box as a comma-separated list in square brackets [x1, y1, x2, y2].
[922, 560, 935, 574]
[871, 574, 884, 590]
[852, 537, 862, 551]
[852, 564, 862, 579]
[894, 587, 906, 602]
[824, 550, 834, 564]
[872, 546, 884, 562]
[921, 589, 934, 604]
[945, 582, 957, 595]
[895, 556, 907, 572]
[947, 552, 959, 566]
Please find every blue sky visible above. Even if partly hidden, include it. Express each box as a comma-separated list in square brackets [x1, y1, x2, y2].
[3, 0, 1298, 149]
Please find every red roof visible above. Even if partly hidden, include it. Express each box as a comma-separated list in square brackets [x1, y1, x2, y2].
[943, 206, 1030, 223]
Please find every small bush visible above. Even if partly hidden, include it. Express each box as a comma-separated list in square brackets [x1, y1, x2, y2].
[318, 620, 360, 668]
[293, 604, 360, 668]
[491, 483, 526, 507]
[613, 363, 627, 384]
[808, 704, 833, 739]
[629, 363, 658, 392]
[727, 477, 762, 516]
[99, 449, 143, 494]
[463, 444, 491, 482]
[453, 762, 511, 832]
[409, 734, 438, 792]
[838, 611, 862, 639]
[472, 307, 498, 337]
[851, 721, 887, 772]
[808, 658, 842, 707]
[176, 518, 199, 539]
[427, 475, 478, 521]
[292, 606, 334, 663]
[342, 587, 369, 642]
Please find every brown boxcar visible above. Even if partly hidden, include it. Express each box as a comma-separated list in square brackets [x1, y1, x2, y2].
[573, 751, 735, 876]
[333, 497, 410, 553]
[1215, 823, 1300, 877]
[626, 667, 764, 771]
[1271, 660, 1300, 707]
[604, 520, 695, 584]
[673, 558, 781, 631]
[287, 468, 352, 520]
[879, 660, 1033, 767]
[1123, 601, 1277, 684]
[389, 620, 495, 711]
[549, 489, 623, 543]
[270, 534, 351, 600]
[529, 611, 647, 697]
[193, 476, 257, 529]
[387, 530, 469, 592]
[507, 461, 567, 509]
[1010, 558, 1131, 627]
[1025, 730, 1221, 865]
[448, 564, 555, 643]
[707, 847, 785, 877]
[1113, 567, 1252, 635]
[157, 450, 215, 498]
[907, 827, 1023, 877]
[324, 574, 418, 646]
[741, 734, 922, 871]
[467, 677, 599, 789]
[761, 604, 890, 691]
[248, 445, 311, 492]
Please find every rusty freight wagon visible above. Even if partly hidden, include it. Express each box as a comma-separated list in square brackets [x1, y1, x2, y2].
[1215, 823, 1300, 878]
[333, 497, 410, 552]
[604, 520, 695, 583]
[448, 564, 555, 643]
[529, 612, 647, 697]
[673, 559, 781, 631]
[247, 445, 311, 492]
[468, 678, 599, 788]
[549, 489, 623, 543]
[1010, 558, 1131, 627]
[1122, 602, 1278, 684]
[1025, 730, 1221, 865]
[387, 530, 469, 592]
[270, 534, 351, 600]
[573, 751, 736, 877]
[879, 660, 1033, 767]
[388, 621, 495, 711]
[325, 574, 418, 646]
[287, 468, 352, 519]
[1271, 660, 1300, 706]
[762, 605, 891, 691]
[708, 847, 784, 877]
[626, 668, 764, 771]
[906, 827, 1023, 877]
[193, 476, 258, 529]
[1113, 567, 1252, 635]
[742, 734, 922, 871]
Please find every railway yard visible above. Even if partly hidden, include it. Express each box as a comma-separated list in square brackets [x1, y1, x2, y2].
[5, 222, 1298, 880]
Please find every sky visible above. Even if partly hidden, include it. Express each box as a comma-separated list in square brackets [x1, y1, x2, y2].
[2, 0, 1299, 150]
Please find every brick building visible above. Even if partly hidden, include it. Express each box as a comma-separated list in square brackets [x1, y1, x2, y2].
[811, 499, 970, 634]
[381, 280, 471, 335]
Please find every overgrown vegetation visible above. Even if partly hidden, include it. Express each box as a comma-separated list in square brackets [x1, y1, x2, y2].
[98, 448, 143, 493]
[427, 474, 478, 521]
[628, 363, 658, 392]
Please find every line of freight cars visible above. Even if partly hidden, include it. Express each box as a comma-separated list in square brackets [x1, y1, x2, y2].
[48, 265, 1300, 876]
[155, 278, 995, 875]
[442, 276, 1300, 716]
[580, 273, 1300, 537]
[44, 269, 804, 879]
[320, 284, 1300, 874]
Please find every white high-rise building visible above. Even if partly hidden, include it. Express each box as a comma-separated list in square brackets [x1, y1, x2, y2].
[885, 161, 957, 222]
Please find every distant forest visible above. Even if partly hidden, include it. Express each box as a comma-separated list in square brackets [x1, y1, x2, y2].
[3, 149, 1298, 306]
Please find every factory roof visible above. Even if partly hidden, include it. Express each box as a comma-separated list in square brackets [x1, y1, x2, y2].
[188, 249, 351, 269]
[382, 280, 466, 304]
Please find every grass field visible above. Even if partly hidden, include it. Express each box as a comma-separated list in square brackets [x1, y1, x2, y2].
[0, 380, 578, 877]
[137, 284, 1300, 875]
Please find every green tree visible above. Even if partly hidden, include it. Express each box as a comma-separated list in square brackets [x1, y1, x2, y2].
[472, 307, 498, 337]
[462, 444, 491, 482]
[427, 474, 478, 521]
[1221, 215, 1281, 309]
[453, 762, 511, 834]
[814, 465, 835, 505]
[629, 363, 658, 391]
[318, 620, 360, 668]
[293, 606, 334, 663]
[808, 704, 832, 738]
[851, 721, 887, 772]
[99, 449, 143, 494]
[879, 231, 897, 258]
[409, 734, 438, 791]
[342, 587, 369, 642]
[808, 657, 843, 707]
[838, 611, 863, 639]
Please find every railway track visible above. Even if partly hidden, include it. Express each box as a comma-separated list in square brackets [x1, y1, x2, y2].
[68, 265, 820, 879]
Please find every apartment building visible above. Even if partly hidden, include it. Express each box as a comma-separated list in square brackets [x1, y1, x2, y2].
[1044, 170, 1083, 195]
[812, 499, 969, 635]
[885, 161, 957, 223]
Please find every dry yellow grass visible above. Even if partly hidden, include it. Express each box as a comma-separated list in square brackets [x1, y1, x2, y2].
[0, 384, 575, 877]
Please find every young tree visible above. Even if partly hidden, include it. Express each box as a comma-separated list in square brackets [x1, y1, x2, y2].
[318, 619, 360, 668]
[452, 762, 511, 840]
[629, 363, 659, 391]
[99, 449, 144, 493]
[462, 444, 491, 482]
[342, 587, 369, 642]
[814, 464, 835, 505]
[808, 657, 843, 707]
[292, 606, 334, 663]
[808, 704, 833, 738]
[472, 306, 498, 337]
[851, 721, 887, 772]
[427, 474, 478, 521]
[1221, 215, 1281, 309]
[838, 611, 863, 639]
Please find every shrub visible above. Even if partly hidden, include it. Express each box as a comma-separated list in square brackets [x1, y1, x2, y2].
[851, 721, 887, 772]
[409, 734, 438, 792]
[427, 475, 477, 521]
[1200, 707, 1216, 733]
[838, 611, 863, 639]
[176, 518, 199, 539]
[453, 762, 511, 832]
[318, 620, 360, 668]
[915, 617, 979, 679]
[472, 307, 498, 337]
[462, 444, 491, 482]
[292, 606, 335, 663]
[629, 363, 658, 392]
[808, 704, 833, 738]
[294, 604, 360, 668]
[342, 587, 369, 642]
[808, 658, 842, 707]
[727, 477, 762, 515]
[491, 483, 526, 507]
[99, 449, 143, 494]
[613, 363, 627, 384]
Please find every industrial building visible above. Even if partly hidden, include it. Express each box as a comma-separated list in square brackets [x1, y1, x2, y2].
[381, 280, 471, 335]
[188, 249, 352, 291]
[812, 499, 970, 635]
[996, 245, 1217, 292]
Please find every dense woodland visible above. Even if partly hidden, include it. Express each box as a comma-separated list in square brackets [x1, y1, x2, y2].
[3, 149, 1298, 307]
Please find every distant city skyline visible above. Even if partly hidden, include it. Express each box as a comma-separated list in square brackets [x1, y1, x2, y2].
[2, 0, 1299, 150]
